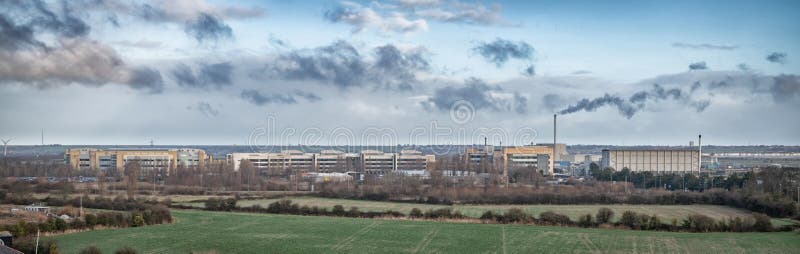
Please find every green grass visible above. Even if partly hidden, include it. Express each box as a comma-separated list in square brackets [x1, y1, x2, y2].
[51, 209, 800, 254]
[182, 196, 778, 224]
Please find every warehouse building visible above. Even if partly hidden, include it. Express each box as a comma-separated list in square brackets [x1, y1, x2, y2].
[600, 148, 700, 173]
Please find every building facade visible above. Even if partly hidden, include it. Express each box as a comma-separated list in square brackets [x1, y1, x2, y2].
[600, 148, 700, 173]
[65, 148, 209, 172]
[227, 150, 433, 175]
[464, 145, 555, 175]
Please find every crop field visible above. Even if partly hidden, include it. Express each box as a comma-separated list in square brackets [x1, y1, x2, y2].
[182, 197, 772, 223]
[52, 210, 800, 253]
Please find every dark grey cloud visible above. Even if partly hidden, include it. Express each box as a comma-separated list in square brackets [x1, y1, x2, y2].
[266, 41, 429, 90]
[523, 65, 535, 76]
[473, 38, 533, 67]
[0, 0, 91, 50]
[0, 0, 163, 93]
[689, 61, 708, 70]
[737, 63, 752, 72]
[571, 70, 592, 75]
[185, 13, 233, 43]
[189, 101, 220, 117]
[771, 75, 799, 103]
[766, 52, 787, 64]
[241, 89, 322, 106]
[27, 0, 90, 38]
[559, 84, 709, 119]
[0, 15, 43, 50]
[0, 38, 163, 93]
[672, 42, 738, 50]
[128, 67, 164, 93]
[422, 78, 527, 114]
[171, 62, 234, 89]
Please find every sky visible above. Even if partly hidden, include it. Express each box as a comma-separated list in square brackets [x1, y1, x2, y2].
[0, 0, 799, 146]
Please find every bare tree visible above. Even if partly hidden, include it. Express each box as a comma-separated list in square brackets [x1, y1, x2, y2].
[124, 161, 141, 199]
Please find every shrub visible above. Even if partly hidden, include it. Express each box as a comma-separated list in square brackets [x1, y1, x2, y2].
[578, 214, 594, 227]
[619, 211, 640, 229]
[752, 213, 773, 232]
[80, 246, 102, 254]
[114, 246, 137, 254]
[539, 211, 572, 225]
[409, 208, 423, 218]
[596, 208, 614, 224]
[480, 210, 496, 220]
[332, 205, 346, 216]
[347, 207, 361, 217]
[501, 208, 532, 224]
[647, 215, 663, 230]
[683, 214, 715, 232]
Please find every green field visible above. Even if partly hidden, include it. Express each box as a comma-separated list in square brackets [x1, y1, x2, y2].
[182, 197, 777, 224]
[52, 210, 800, 253]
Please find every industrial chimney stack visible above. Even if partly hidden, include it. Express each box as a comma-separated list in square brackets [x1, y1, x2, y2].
[698, 134, 702, 173]
[553, 114, 557, 162]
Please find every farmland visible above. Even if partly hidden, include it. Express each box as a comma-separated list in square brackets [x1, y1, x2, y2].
[52, 209, 800, 253]
[180, 196, 777, 223]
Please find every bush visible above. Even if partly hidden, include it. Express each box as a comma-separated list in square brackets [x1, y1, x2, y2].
[752, 213, 773, 232]
[114, 246, 137, 254]
[347, 207, 361, 217]
[409, 208, 423, 218]
[596, 208, 614, 224]
[80, 246, 102, 254]
[539, 211, 572, 225]
[578, 214, 594, 227]
[480, 210, 496, 220]
[332, 205, 346, 216]
[500, 208, 531, 224]
[619, 211, 640, 229]
[683, 214, 715, 232]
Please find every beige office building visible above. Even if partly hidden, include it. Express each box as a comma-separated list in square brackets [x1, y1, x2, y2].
[65, 148, 209, 172]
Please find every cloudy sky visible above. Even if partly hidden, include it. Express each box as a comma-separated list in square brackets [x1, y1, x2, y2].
[1, 0, 799, 146]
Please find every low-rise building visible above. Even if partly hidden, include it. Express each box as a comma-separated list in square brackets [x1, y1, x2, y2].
[600, 148, 700, 173]
[65, 148, 210, 172]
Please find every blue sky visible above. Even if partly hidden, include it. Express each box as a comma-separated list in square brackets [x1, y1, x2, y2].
[0, 0, 798, 146]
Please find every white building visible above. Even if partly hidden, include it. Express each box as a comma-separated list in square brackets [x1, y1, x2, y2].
[601, 148, 700, 173]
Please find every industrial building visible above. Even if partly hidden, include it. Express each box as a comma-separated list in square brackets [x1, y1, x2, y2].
[65, 148, 210, 172]
[464, 145, 555, 175]
[227, 150, 434, 175]
[600, 148, 700, 173]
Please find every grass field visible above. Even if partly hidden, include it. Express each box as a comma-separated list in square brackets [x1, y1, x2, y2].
[51, 209, 800, 253]
[181, 197, 780, 224]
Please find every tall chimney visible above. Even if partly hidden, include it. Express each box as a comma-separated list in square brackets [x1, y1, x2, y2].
[698, 134, 702, 173]
[553, 114, 557, 161]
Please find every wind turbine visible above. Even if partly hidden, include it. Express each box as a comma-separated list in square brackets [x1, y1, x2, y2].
[1, 138, 11, 157]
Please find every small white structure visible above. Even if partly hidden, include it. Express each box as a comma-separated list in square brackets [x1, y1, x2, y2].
[24, 204, 49, 214]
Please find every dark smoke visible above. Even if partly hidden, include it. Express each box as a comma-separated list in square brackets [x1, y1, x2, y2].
[558, 84, 709, 119]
